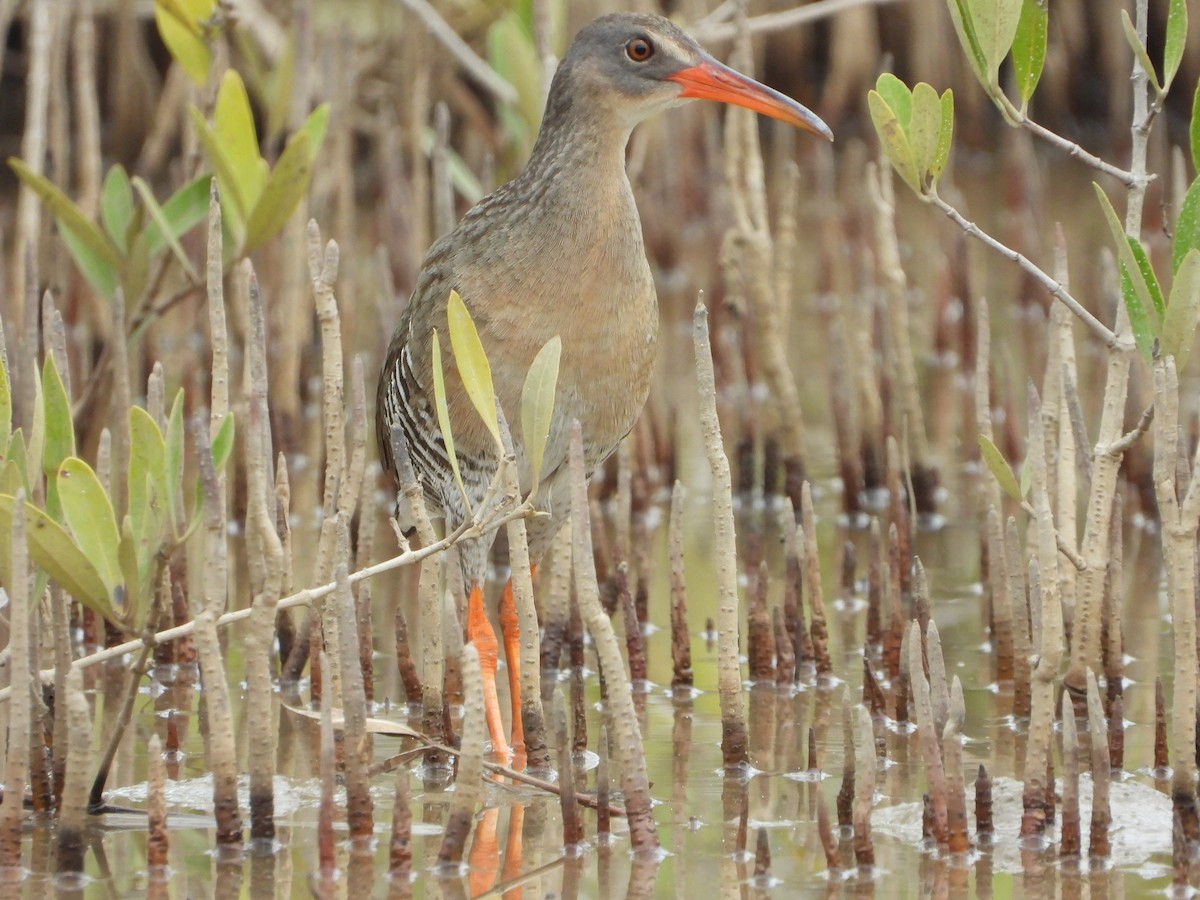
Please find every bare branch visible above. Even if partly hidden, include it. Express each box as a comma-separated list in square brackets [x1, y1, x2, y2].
[692, 0, 905, 42]
[928, 192, 1120, 349]
[1107, 405, 1154, 456]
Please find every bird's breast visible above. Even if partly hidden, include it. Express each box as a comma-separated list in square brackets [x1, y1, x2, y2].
[422, 162, 661, 492]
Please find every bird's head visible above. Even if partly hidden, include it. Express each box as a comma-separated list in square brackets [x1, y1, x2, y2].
[557, 13, 832, 140]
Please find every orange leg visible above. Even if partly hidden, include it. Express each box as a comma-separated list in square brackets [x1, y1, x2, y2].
[467, 584, 511, 759]
[498, 565, 538, 755]
[498, 580, 523, 755]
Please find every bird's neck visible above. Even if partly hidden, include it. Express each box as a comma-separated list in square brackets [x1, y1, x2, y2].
[519, 97, 636, 212]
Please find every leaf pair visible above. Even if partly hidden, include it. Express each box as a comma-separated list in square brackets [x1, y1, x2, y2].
[8, 161, 207, 302]
[0, 348, 236, 629]
[0, 353, 115, 621]
[0, 492, 116, 624]
[431, 290, 562, 508]
[190, 70, 330, 256]
[948, 0, 1046, 117]
[868, 75, 954, 198]
[1119, 0, 1188, 102]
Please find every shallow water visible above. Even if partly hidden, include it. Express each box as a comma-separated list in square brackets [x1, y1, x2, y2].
[13, 460, 1178, 899]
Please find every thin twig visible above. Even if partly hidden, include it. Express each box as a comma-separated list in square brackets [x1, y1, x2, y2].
[1018, 117, 1146, 190]
[928, 192, 1120, 349]
[1108, 404, 1154, 455]
[379, 738, 629, 817]
[1020, 501, 1086, 572]
[0, 495, 537, 703]
[692, 0, 905, 42]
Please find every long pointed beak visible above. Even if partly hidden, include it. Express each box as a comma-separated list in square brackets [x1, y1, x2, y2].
[666, 55, 833, 141]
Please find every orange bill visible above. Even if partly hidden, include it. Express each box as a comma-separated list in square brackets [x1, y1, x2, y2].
[667, 55, 833, 140]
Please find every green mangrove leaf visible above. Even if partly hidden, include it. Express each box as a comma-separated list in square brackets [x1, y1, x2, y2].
[1012, 0, 1047, 107]
[243, 132, 311, 254]
[909, 82, 942, 187]
[1127, 237, 1165, 322]
[28, 362, 44, 500]
[60, 227, 120, 299]
[1119, 261, 1156, 363]
[1174, 177, 1200, 275]
[118, 517, 142, 622]
[520, 335, 561, 495]
[214, 71, 265, 213]
[3, 432, 27, 494]
[1163, 249, 1200, 372]
[57, 457, 122, 595]
[0, 495, 119, 624]
[298, 103, 331, 165]
[874, 73, 913, 128]
[165, 389, 185, 535]
[1164, 0, 1188, 90]
[240, 104, 328, 255]
[211, 412, 235, 472]
[129, 406, 167, 542]
[1191, 83, 1200, 175]
[946, 0, 990, 88]
[931, 89, 955, 181]
[143, 174, 211, 259]
[41, 355, 74, 522]
[977, 434, 1022, 501]
[132, 176, 198, 281]
[189, 106, 249, 234]
[447, 290, 502, 450]
[153, 0, 215, 85]
[431, 330, 467, 508]
[9, 158, 122, 294]
[868, 90, 922, 195]
[120, 231, 151, 306]
[0, 350, 10, 461]
[1094, 182, 1160, 360]
[0, 458, 21, 498]
[972, 0, 1023, 89]
[8, 160, 120, 267]
[101, 165, 135, 254]
[1120, 9, 1162, 96]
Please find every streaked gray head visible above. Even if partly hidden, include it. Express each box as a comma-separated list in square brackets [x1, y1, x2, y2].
[543, 13, 832, 138]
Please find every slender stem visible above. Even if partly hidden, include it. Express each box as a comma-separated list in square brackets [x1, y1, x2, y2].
[1020, 501, 1086, 571]
[927, 191, 1120, 349]
[1018, 117, 1146, 189]
[988, 44, 1146, 190]
[1109, 404, 1155, 455]
[692, 0, 905, 42]
[87, 620, 157, 812]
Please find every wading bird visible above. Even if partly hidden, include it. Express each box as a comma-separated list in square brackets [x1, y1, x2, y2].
[377, 12, 831, 760]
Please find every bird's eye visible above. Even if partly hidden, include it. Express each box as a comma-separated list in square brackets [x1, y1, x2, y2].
[625, 37, 654, 62]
